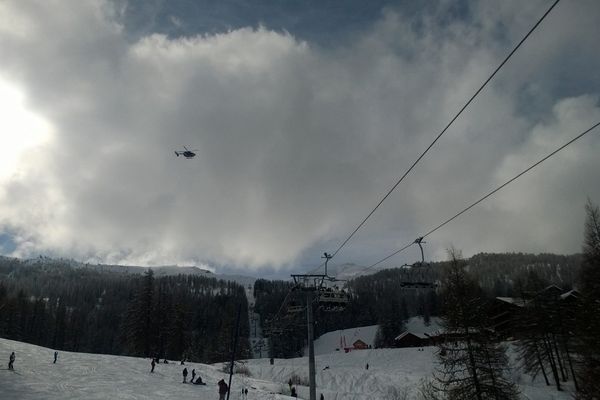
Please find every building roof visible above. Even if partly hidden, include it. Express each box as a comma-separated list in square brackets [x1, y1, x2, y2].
[394, 331, 425, 341]
[495, 297, 527, 307]
[560, 289, 580, 300]
[394, 316, 442, 341]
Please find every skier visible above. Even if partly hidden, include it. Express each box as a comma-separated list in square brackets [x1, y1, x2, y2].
[193, 375, 206, 385]
[53, 351, 58, 364]
[191, 368, 196, 383]
[291, 386, 297, 398]
[218, 379, 229, 400]
[8, 352, 15, 370]
[182, 367, 188, 383]
[320, 394, 325, 400]
[151, 359, 156, 373]
[288, 378, 293, 391]
[365, 363, 369, 370]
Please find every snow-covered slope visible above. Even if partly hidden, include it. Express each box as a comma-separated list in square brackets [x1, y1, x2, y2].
[1, 337, 573, 400]
[309, 317, 442, 356]
[309, 325, 379, 356]
[0, 338, 289, 400]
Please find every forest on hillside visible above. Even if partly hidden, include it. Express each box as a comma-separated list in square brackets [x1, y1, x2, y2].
[255, 252, 581, 357]
[0, 258, 250, 363]
[0, 252, 584, 362]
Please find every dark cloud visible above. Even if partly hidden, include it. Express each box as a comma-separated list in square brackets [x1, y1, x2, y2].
[0, 0, 599, 274]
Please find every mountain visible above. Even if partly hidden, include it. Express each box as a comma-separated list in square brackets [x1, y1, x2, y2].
[8, 255, 257, 287]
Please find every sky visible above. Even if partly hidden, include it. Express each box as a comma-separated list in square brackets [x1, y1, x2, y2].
[0, 0, 599, 277]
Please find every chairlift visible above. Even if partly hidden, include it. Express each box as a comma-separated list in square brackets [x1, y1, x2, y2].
[315, 283, 350, 312]
[398, 237, 437, 289]
[286, 301, 305, 314]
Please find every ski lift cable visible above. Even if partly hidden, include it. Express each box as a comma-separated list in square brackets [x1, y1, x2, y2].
[356, 120, 600, 275]
[321, 0, 562, 265]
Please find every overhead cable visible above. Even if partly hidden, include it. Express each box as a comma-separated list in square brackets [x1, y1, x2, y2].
[360, 120, 600, 274]
[325, 0, 562, 265]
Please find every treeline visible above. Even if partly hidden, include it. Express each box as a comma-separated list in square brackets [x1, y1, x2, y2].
[253, 253, 580, 358]
[0, 259, 250, 363]
[422, 200, 600, 399]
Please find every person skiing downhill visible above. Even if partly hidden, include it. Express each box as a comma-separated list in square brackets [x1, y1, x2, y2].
[151, 359, 156, 373]
[218, 379, 228, 400]
[191, 368, 196, 383]
[182, 367, 188, 383]
[8, 352, 15, 370]
[53, 351, 58, 364]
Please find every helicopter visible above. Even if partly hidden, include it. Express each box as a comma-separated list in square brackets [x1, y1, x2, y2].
[174, 146, 198, 159]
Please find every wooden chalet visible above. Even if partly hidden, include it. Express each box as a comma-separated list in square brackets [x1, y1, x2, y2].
[394, 331, 429, 347]
[352, 339, 369, 350]
[393, 317, 443, 348]
[489, 297, 526, 338]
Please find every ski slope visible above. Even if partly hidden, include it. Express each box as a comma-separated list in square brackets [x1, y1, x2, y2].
[0, 338, 288, 400]
[1, 337, 573, 399]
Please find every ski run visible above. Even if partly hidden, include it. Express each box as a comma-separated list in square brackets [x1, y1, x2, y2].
[1, 332, 573, 400]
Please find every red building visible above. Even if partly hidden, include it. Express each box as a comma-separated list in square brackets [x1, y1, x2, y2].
[352, 339, 369, 350]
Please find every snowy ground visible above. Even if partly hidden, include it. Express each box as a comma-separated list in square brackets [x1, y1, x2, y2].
[0, 337, 574, 399]
[0, 338, 290, 400]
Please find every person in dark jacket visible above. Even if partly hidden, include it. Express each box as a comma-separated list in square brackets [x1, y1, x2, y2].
[191, 368, 196, 382]
[320, 394, 324, 400]
[193, 375, 206, 385]
[8, 352, 15, 370]
[53, 351, 58, 364]
[218, 379, 229, 400]
[291, 386, 297, 397]
[182, 367, 188, 383]
[151, 359, 156, 373]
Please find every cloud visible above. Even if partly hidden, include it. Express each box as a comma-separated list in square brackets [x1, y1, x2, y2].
[0, 0, 599, 272]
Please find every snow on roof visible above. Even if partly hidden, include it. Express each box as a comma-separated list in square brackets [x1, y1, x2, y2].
[560, 289, 580, 300]
[496, 297, 526, 307]
[394, 316, 443, 340]
[311, 325, 379, 355]
[543, 284, 564, 293]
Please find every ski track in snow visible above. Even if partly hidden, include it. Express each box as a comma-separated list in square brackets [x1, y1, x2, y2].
[1, 338, 574, 399]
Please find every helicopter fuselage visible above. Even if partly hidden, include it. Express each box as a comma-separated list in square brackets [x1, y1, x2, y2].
[175, 150, 196, 159]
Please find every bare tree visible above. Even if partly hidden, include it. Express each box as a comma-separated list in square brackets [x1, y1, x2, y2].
[431, 249, 519, 400]
[575, 199, 600, 399]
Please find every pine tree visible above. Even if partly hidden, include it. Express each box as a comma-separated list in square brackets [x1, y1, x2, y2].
[124, 269, 156, 356]
[374, 292, 405, 348]
[575, 199, 600, 399]
[515, 277, 568, 391]
[432, 250, 519, 400]
[52, 298, 67, 350]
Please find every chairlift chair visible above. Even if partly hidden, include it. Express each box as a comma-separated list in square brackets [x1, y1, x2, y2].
[398, 238, 437, 289]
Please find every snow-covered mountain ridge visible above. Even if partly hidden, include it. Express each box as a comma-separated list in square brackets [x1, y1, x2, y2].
[1, 255, 257, 287]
